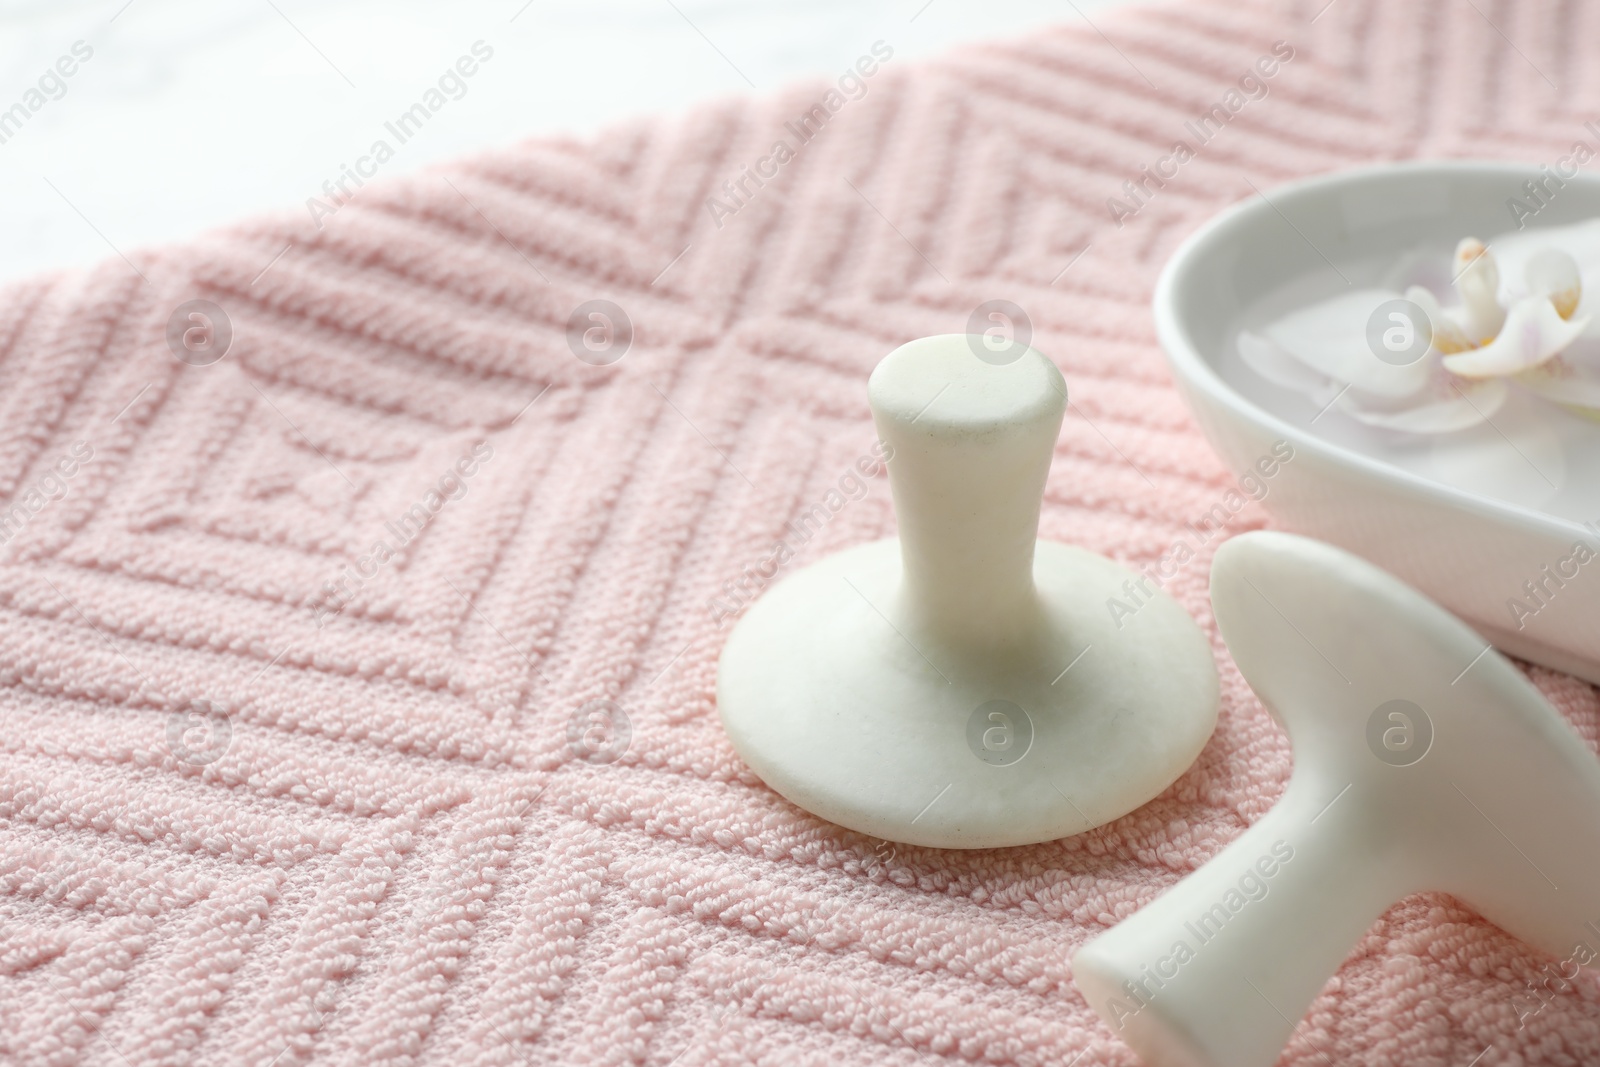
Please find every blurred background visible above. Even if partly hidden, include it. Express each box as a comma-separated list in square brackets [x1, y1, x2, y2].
[0, 0, 1128, 284]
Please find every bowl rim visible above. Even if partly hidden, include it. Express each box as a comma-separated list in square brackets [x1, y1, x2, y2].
[1152, 158, 1596, 542]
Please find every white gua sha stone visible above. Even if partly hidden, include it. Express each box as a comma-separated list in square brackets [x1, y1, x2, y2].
[716, 334, 1220, 848]
[1074, 530, 1600, 1067]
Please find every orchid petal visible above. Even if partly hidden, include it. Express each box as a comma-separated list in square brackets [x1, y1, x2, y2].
[1254, 288, 1433, 399]
[1441, 295, 1590, 378]
[1236, 331, 1339, 398]
[1525, 248, 1582, 320]
[1489, 218, 1600, 304]
[1513, 349, 1600, 415]
[1338, 375, 1508, 433]
[1452, 238, 1506, 343]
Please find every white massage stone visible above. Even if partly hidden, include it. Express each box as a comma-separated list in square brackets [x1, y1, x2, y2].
[1074, 530, 1600, 1067]
[716, 334, 1220, 848]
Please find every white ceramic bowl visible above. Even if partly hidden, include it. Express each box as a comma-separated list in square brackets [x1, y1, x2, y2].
[1156, 161, 1600, 684]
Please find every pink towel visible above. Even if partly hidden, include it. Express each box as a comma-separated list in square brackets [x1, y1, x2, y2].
[4, 0, 1600, 1063]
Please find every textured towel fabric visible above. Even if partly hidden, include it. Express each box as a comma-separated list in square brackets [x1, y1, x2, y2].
[4, 1, 1600, 1064]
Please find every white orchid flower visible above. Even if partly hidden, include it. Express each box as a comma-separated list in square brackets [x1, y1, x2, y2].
[1237, 219, 1600, 434]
